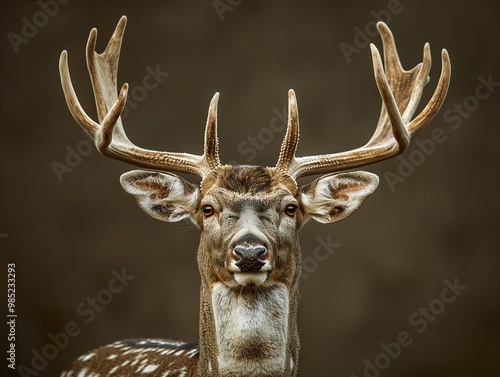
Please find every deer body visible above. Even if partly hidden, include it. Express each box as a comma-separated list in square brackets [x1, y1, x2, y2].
[59, 16, 450, 377]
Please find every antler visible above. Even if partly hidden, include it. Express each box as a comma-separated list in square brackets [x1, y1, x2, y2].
[59, 16, 221, 178]
[276, 22, 451, 179]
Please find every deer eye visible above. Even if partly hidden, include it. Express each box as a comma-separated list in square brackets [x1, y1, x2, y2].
[202, 205, 215, 217]
[284, 204, 298, 217]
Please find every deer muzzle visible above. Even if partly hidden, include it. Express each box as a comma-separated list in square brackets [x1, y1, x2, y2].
[229, 234, 272, 286]
[233, 246, 267, 272]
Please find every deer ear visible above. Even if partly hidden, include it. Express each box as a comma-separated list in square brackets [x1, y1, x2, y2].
[120, 170, 200, 223]
[300, 171, 379, 223]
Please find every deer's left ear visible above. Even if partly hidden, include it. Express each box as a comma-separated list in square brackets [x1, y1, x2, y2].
[300, 171, 379, 223]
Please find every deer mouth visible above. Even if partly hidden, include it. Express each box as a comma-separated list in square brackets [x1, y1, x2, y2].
[233, 271, 268, 286]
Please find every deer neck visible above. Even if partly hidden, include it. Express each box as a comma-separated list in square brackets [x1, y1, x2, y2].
[198, 282, 299, 377]
[197, 269, 300, 377]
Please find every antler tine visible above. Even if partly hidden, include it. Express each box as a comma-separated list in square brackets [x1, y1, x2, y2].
[86, 15, 127, 125]
[203, 93, 222, 171]
[276, 89, 299, 172]
[59, 50, 104, 138]
[407, 49, 451, 135]
[59, 16, 219, 178]
[280, 21, 451, 179]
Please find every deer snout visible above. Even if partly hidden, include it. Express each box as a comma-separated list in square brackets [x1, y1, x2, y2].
[233, 246, 267, 272]
[228, 235, 272, 286]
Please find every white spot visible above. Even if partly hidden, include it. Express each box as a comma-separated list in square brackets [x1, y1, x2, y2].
[77, 369, 88, 377]
[107, 366, 119, 375]
[107, 354, 118, 360]
[141, 364, 159, 373]
[81, 353, 95, 361]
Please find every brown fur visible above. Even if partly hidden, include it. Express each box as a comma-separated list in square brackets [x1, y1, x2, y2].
[201, 166, 298, 196]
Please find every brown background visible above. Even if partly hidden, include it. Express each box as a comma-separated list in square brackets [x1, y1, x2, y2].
[1, 1, 499, 376]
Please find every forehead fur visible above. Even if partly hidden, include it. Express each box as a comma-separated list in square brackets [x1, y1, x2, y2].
[200, 165, 298, 196]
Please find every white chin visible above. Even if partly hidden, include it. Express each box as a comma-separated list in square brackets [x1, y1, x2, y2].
[234, 272, 267, 286]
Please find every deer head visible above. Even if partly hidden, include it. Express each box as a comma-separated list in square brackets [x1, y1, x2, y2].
[59, 16, 450, 377]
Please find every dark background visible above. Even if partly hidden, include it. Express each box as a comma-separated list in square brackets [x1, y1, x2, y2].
[1, 1, 499, 376]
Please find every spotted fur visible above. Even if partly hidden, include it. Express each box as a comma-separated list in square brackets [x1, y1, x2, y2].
[62, 339, 199, 377]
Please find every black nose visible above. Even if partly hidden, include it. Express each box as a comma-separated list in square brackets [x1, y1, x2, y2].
[233, 246, 267, 272]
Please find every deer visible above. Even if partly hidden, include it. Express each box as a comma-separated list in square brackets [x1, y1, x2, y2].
[59, 15, 450, 377]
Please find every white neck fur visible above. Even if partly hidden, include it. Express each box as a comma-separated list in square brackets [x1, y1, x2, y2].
[211, 283, 290, 376]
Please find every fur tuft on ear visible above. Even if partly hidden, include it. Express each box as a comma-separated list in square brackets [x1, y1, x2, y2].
[300, 171, 379, 223]
[120, 170, 200, 223]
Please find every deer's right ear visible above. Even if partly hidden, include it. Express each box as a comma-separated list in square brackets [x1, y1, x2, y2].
[120, 170, 200, 223]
